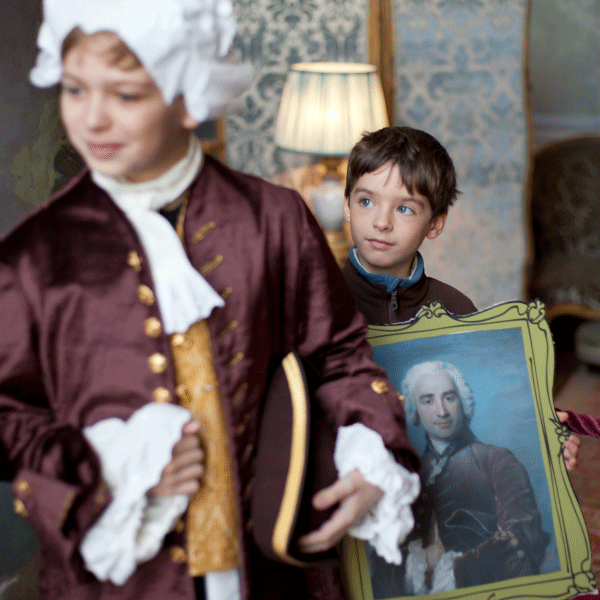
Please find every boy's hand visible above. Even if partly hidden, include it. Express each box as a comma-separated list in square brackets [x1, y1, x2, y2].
[149, 418, 204, 496]
[297, 469, 383, 553]
[557, 411, 581, 472]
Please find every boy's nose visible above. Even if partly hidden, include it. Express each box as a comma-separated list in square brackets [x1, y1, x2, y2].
[373, 208, 393, 231]
[85, 95, 110, 130]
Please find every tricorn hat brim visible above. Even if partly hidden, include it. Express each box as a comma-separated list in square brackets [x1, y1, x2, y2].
[251, 351, 338, 566]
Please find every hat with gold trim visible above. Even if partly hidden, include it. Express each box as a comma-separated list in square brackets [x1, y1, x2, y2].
[252, 351, 338, 566]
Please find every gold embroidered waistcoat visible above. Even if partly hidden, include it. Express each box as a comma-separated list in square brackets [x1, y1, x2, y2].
[168, 197, 239, 575]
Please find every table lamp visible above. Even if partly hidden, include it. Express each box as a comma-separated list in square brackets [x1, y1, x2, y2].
[275, 62, 389, 232]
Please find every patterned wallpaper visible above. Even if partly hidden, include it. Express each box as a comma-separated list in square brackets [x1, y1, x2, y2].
[226, 0, 370, 177]
[393, 0, 529, 310]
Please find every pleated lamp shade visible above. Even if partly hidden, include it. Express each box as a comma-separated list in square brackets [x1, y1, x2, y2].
[275, 62, 389, 157]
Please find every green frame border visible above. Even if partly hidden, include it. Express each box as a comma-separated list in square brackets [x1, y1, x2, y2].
[342, 300, 596, 600]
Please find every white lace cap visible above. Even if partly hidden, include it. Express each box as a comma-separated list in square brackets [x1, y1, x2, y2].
[30, 0, 254, 121]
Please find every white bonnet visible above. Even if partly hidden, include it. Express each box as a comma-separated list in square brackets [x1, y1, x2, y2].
[30, 0, 254, 122]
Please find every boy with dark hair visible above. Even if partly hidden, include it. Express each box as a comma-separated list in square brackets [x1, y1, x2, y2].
[0, 3, 421, 599]
[343, 126, 477, 325]
[342, 125, 578, 470]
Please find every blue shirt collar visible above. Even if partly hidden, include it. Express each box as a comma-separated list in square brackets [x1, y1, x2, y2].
[348, 247, 424, 294]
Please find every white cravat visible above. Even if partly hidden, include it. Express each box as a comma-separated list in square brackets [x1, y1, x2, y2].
[91, 134, 224, 335]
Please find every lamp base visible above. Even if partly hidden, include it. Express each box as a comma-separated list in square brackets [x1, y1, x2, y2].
[310, 177, 346, 231]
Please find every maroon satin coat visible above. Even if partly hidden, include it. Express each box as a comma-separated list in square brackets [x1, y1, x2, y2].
[0, 156, 417, 600]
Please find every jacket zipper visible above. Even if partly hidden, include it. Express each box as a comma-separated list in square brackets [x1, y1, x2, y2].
[388, 288, 398, 323]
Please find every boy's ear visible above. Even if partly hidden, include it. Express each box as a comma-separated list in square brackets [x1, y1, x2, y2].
[343, 196, 351, 223]
[426, 212, 447, 240]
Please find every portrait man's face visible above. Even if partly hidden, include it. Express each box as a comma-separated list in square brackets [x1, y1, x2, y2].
[415, 372, 464, 441]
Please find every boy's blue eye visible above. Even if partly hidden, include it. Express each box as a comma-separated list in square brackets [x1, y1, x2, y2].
[118, 93, 141, 102]
[397, 205, 415, 215]
[61, 84, 82, 96]
[359, 198, 373, 207]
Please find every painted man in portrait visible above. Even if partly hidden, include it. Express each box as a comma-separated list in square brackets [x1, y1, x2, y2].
[368, 360, 551, 597]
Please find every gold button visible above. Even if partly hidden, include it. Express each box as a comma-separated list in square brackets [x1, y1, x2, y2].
[371, 380, 389, 394]
[218, 320, 238, 339]
[148, 353, 168, 374]
[171, 333, 186, 347]
[243, 477, 255, 499]
[152, 387, 171, 403]
[137, 285, 155, 305]
[174, 520, 185, 534]
[175, 384, 188, 399]
[228, 352, 244, 368]
[201, 255, 223, 276]
[242, 443, 254, 461]
[516, 549, 525, 559]
[127, 250, 143, 271]
[144, 317, 162, 338]
[397, 393, 404, 404]
[233, 382, 248, 404]
[510, 537, 519, 547]
[169, 546, 187, 563]
[192, 221, 216, 243]
[16, 480, 30, 494]
[13, 499, 27, 518]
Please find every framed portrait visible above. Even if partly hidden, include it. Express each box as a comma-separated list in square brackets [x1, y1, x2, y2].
[342, 301, 597, 600]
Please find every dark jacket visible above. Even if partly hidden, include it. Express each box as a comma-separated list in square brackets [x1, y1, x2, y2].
[342, 259, 477, 325]
[0, 156, 418, 600]
[417, 425, 550, 588]
[369, 425, 550, 597]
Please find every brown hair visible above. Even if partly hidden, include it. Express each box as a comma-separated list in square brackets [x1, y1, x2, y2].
[345, 126, 459, 218]
[61, 27, 142, 70]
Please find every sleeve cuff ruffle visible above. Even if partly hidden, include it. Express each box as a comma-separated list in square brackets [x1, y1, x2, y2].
[404, 540, 428, 595]
[431, 550, 461, 593]
[80, 403, 191, 585]
[334, 423, 420, 565]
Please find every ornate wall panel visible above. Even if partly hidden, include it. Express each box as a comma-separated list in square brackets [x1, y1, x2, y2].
[227, 0, 370, 177]
[393, 0, 530, 310]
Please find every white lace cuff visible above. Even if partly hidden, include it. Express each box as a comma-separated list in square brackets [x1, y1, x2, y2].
[80, 403, 192, 585]
[135, 494, 189, 564]
[431, 550, 461, 593]
[334, 423, 420, 565]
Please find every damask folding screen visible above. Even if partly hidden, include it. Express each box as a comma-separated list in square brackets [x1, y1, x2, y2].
[227, 0, 372, 178]
[392, 0, 531, 310]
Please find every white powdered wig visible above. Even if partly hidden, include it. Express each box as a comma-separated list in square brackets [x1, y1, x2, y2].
[401, 361, 474, 426]
[30, 0, 254, 121]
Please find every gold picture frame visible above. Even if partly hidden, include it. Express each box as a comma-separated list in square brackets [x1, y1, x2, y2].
[342, 300, 596, 600]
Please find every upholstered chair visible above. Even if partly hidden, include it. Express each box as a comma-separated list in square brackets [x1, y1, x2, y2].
[527, 135, 600, 323]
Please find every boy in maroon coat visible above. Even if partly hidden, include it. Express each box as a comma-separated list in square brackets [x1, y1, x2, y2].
[0, 1, 422, 599]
